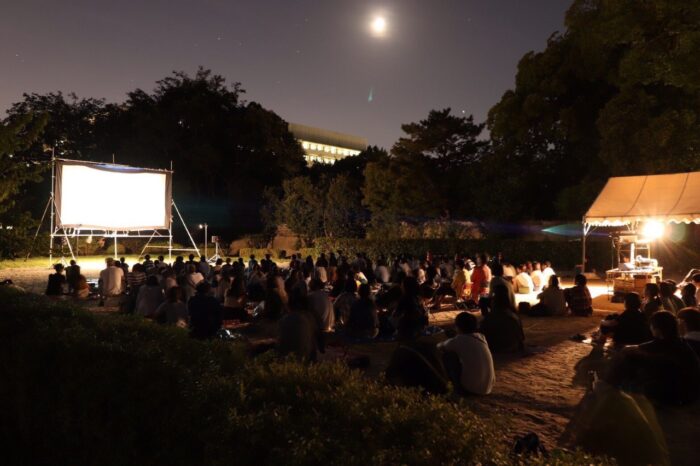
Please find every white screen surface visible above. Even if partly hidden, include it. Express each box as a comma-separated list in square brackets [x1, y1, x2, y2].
[57, 163, 170, 230]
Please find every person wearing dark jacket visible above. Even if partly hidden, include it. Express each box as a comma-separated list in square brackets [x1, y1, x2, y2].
[277, 294, 324, 362]
[46, 264, 66, 296]
[678, 307, 700, 357]
[188, 281, 222, 339]
[480, 284, 525, 353]
[346, 284, 379, 339]
[611, 293, 653, 347]
[606, 311, 700, 405]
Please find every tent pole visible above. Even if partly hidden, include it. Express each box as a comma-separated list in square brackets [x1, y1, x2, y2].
[581, 217, 587, 274]
[49, 151, 55, 267]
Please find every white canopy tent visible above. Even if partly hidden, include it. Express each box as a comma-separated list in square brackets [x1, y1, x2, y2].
[582, 171, 700, 271]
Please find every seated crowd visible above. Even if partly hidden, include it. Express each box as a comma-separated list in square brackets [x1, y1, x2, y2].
[43, 252, 700, 403]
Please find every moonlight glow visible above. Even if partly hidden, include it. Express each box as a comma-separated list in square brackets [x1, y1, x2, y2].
[371, 16, 387, 36]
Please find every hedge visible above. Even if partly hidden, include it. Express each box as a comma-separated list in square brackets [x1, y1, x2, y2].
[0, 288, 611, 465]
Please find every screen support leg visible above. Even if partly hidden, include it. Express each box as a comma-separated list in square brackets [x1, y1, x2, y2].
[172, 200, 201, 257]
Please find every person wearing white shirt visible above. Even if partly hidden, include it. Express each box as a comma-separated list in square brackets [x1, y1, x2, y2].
[514, 266, 535, 294]
[184, 264, 205, 301]
[541, 261, 555, 289]
[530, 262, 544, 292]
[308, 279, 335, 332]
[99, 258, 125, 297]
[437, 312, 495, 395]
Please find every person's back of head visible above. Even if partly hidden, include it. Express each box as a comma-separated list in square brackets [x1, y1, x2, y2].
[69, 260, 76, 266]
[548, 275, 560, 289]
[146, 275, 160, 287]
[678, 307, 700, 333]
[53, 263, 64, 273]
[456, 259, 465, 270]
[195, 280, 211, 295]
[166, 286, 183, 303]
[455, 311, 478, 334]
[105, 257, 114, 267]
[188, 254, 195, 261]
[574, 274, 587, 287]
[693, 273, 700, 286]
[200, 255, 207, 262]
[624, 292, 642, 312]
[358, 283, 371, 300]
[644, 283, 660, 299]
[176, 256, 184, 263]
[533, 261, 541, 270]
[659, 281, 675, 298]
[650, 311, 679, 340]
[682, 283, 696, 300]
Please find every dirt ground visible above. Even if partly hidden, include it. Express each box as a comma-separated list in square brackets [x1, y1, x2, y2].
[3, 265, 696, 463]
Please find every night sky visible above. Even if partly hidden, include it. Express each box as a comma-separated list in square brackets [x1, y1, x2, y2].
[1, 0, 567, 149]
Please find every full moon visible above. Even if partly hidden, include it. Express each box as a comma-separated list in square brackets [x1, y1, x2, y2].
[371, 16, 387, 36]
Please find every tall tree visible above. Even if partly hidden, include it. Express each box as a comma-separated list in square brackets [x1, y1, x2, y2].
[279, 176, 324, 246]
[323, 174, 365, 238]
[487, 0, 700, 220]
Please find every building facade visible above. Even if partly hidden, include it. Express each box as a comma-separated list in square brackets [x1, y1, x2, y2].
[288, 122, 367, 165]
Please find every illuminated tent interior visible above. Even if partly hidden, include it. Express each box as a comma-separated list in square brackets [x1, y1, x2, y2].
[584, 171, 700, 226]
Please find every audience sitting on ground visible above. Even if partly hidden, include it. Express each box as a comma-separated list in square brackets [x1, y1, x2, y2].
[259, 274, 288, 320]
[565, 274, 593, 316]
[46, 263, 66, 296]
[678, 307, 700, 357]
[480, 284, 525, 353]
[470, 254, 491, 305]
[277, 294, 324, 362]
[641, 283, 662, 320]
[437, 312, 495, 396]
[681, 283, 697, 308]
[155, 286, 188, 327]
[606, 311, 700, 405]
[530, 262, 543, 292]
[514, 264, 534, 294]
[345, 283, 379, 339]
[451, 259, 470, 301]
[99, 257, 125, 298]
[392, 276, 429, 339]
[606, 292, 653, 347]
[541, 261, 555, 289]
[188, 281, 222, 340]
[334, 278, 359, 325]
[135, 275, 164, 319]
[307, 278, 335, 332]
[65, 259, 80, 293]
[73, 274, 90, 299]
[659, 280, 684, 314]
[385, 322, 448, 395]
[528, 275, 566, 316]
[489, 263, 516, 311]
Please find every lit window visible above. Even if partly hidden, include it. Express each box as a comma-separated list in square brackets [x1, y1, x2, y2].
[302, 141, 309, 149]
[330, 147, 336, 154]
[310, 143, 317, 150]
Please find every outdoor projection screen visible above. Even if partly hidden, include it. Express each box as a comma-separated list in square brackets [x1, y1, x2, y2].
[55, 160, 172, 231]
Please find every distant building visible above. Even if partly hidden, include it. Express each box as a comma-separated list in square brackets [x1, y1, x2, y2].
[288, 122, 367, 165]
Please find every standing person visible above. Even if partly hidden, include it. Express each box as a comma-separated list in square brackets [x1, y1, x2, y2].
[46, 264, 67, 296]
[65, 260, 81, 293]
[188, 281, 222, 339]
[437, 312, 495, 396]
[142, 254, 154, 272]
[198, 255, 210, 277]
[99, 257, 125, 298]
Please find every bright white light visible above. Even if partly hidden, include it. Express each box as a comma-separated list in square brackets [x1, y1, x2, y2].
[641, 220, 665, 240]
[58, 164, 170, 230]
[371, 16, 386, 36]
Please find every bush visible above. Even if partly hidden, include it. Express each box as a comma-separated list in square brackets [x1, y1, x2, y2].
[0, 288, 611, 465]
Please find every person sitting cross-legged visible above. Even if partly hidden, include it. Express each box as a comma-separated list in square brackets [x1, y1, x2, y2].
[527, 275, 566, 316]
[438, 312, 495, 396]
[565, 274, 593, 317]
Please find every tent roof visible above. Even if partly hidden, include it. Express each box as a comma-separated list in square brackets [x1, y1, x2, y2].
[584, 171, 700, 226]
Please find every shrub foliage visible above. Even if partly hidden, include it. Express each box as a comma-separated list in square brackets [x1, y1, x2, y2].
[0, 288, 611, 465]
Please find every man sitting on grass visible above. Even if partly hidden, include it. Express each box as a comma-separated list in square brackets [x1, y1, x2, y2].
[437, 312, 495, 396]
[565, 274, 593, 316]
[46, 263, 66, 296]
